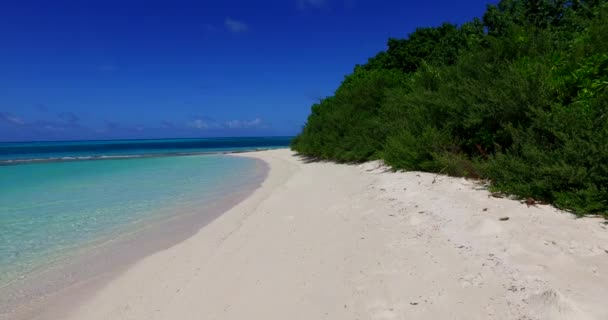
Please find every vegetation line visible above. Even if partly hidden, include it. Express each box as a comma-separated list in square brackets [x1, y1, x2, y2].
[292, 0, 608, 217]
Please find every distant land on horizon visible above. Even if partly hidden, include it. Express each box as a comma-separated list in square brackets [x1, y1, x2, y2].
[0, 135, 296, 144]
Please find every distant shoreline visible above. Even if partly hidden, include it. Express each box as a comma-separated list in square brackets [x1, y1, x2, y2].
[0, 147, 282, 166]
[0, 136, 296, 145]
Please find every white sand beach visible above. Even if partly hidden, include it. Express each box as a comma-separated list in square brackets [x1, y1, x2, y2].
[50, 149, 608, 319]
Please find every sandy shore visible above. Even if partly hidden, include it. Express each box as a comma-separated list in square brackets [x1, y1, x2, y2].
[47, 149, 608, 319]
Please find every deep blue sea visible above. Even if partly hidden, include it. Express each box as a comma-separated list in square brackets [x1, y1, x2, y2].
[0, 136, 292, 164]
[0, 137, 290, 288]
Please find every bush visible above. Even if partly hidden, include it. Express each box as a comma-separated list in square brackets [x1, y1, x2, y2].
[292, 0, 608, 217]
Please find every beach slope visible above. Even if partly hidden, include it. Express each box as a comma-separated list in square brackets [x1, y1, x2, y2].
[63, 149, 608, 320]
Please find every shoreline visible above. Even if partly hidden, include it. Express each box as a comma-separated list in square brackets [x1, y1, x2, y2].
[8, 149, 608, 319]
[1, 157, 269, 320]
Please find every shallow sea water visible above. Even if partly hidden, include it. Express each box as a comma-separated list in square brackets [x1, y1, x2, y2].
[0, 154, 260, 286]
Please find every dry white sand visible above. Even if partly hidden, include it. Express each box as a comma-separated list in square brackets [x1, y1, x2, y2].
[57, 149, 607, 320]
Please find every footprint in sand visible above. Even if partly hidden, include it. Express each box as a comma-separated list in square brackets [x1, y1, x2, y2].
[526, 289, 591, 320]
[459, 273, 484, 288]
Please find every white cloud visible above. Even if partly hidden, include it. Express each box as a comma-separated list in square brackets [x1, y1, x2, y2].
[225, 118, 263, 129]
[0, 112, 26, 125]
[298, 0, 356, 10]
[189, 119, 211, 129]
[224, 18, 248, 33]
[188, 117, 264, 130]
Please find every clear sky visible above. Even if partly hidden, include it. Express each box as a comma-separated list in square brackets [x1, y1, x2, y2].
[0, 0, 495, 142]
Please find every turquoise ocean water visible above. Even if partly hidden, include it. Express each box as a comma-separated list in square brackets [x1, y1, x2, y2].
[0, 137, 290, 288]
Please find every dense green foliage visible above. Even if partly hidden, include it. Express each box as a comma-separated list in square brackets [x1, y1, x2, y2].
[292, 0, 608, 216]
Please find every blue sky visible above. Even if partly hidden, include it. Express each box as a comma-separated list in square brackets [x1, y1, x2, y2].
[0, 0, 495, 142]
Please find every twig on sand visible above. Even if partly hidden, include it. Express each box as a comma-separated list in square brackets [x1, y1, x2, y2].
[366, 163, 383, 172]
[432, 166, 448, 184]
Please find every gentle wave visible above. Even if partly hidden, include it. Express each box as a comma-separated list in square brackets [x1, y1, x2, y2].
[0, 137, 293, 155]
[0, 148, 273, 166]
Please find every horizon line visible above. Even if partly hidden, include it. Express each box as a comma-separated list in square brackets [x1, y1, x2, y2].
[0, 135, 296, 144]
